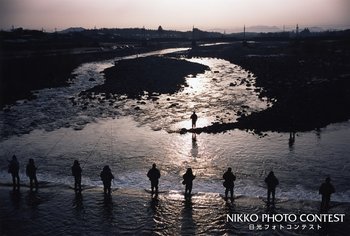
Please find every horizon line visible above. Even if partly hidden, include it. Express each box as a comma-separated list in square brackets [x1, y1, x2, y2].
[2, 23, 350, 34]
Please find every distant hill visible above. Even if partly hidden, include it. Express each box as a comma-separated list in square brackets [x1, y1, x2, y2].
[246, 25, 281, 33]
[308, 27, 325, 32]
[59, 27, 86, 34]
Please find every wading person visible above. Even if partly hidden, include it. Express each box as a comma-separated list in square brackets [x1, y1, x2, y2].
[8, 155, 20, 190]
[183, 168, 196, 197]
[147, 163, 161, 195]
[71, 160, 82, 192]
[26, 158, 38, 191]
[100, 165, 114, 195]
[190, 111, 198, 128]
[319, 177, 335, 212]
[223, 167, 236, 201]
[265, 171, 279, 205]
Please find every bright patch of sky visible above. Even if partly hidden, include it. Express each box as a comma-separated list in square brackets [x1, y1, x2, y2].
[1, 0, 349, 32]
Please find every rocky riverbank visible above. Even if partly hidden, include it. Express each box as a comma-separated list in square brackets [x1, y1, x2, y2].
[183, 40, 350, 133]
[0, 46, 166, 108]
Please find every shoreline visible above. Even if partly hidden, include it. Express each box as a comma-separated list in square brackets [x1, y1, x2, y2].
[0, 44, 176, 108]
[2, 39, 350, 134]
[183, 40, 350, 134]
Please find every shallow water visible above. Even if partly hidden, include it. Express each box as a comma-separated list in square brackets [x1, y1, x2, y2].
[0, 46, 349, 234]
[1, 117, 349, 202]
[1, 186, 349, 236]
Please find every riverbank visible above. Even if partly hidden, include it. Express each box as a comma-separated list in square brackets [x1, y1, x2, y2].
[2, 39, 350, 133]
[1, 184, 349, 235]
[183, 40, 350, 133]
[0, 45, 175, 108]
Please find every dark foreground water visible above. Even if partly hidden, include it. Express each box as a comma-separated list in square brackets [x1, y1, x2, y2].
[1, 185, 349, 236]
[1, 46, 349, 235]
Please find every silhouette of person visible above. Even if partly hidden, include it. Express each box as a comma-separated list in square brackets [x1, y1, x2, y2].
[183, 168, 196, 197]
[265, 171, 279, 205]
[100, 165, 114, 195]
[26, 158, 38, 191]
[223, 167, 236, 201]
[72, 160, 82, 192]
[190, 111, 198, 128]
[289, 131, 295, 147]
[319, 177, 335, 212]
[8, 155, 20, 190]
[147, 163, 161, 195]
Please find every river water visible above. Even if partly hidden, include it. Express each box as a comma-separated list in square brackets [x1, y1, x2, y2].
[0, 46, 349, 235]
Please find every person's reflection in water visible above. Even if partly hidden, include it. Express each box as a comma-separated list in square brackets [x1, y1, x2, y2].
[73, 191, 83, 210]
[181, 196, 195, 235]
[9, 190, 21, 209]
[191, 133, 198, 158]
[102, 193, 114, 221]
[148, 193, 160, 233]
[150, 195, 159, 213]
[25, 190, 40, 208]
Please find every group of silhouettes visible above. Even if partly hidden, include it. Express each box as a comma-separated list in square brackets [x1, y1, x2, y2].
[72, 160, 115, 195]
[7, 155, 38, 191]
[8, 154, 336, 211]
[147, 165, 336, 212]
[8, 120, 336, 213]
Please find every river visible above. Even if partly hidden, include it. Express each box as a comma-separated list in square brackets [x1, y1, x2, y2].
[0, 46, 349, 235]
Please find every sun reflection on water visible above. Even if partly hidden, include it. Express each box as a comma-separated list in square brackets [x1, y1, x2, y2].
[185, 74, 207, 94]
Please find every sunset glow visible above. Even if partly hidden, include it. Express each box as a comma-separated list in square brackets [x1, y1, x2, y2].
[1, 0, 349, 31]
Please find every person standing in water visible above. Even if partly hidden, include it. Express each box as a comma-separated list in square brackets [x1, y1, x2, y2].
[147, 163, 161, 195]
[26, 158, 38, 191]
[190, 111, 198, 128]
[8, 155, 20, 190]
[72, 160, 82, 193]
[100, 165, 114, 195]
[319, 177, 335, 212]
[223, 167, 236, 201]
[183, 168, 196, 197]
[265, 171, 279, 205]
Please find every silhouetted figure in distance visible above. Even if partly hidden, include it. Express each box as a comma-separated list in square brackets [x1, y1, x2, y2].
[147, 163, 161, 195]
[319, 177, 335, 212]
[190, 111, 198, 128]
[183, 168, 196, 197]
[100, 165, 114, 195]
[288, 116, 296, 147]
[289, 132, 295, 147]
[26, 158, 38, 191]
[72, 160, 82, 192]
[223, 167, 236, 201]
[8, 155, 20, 190]
[265, 171, 279, 205]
